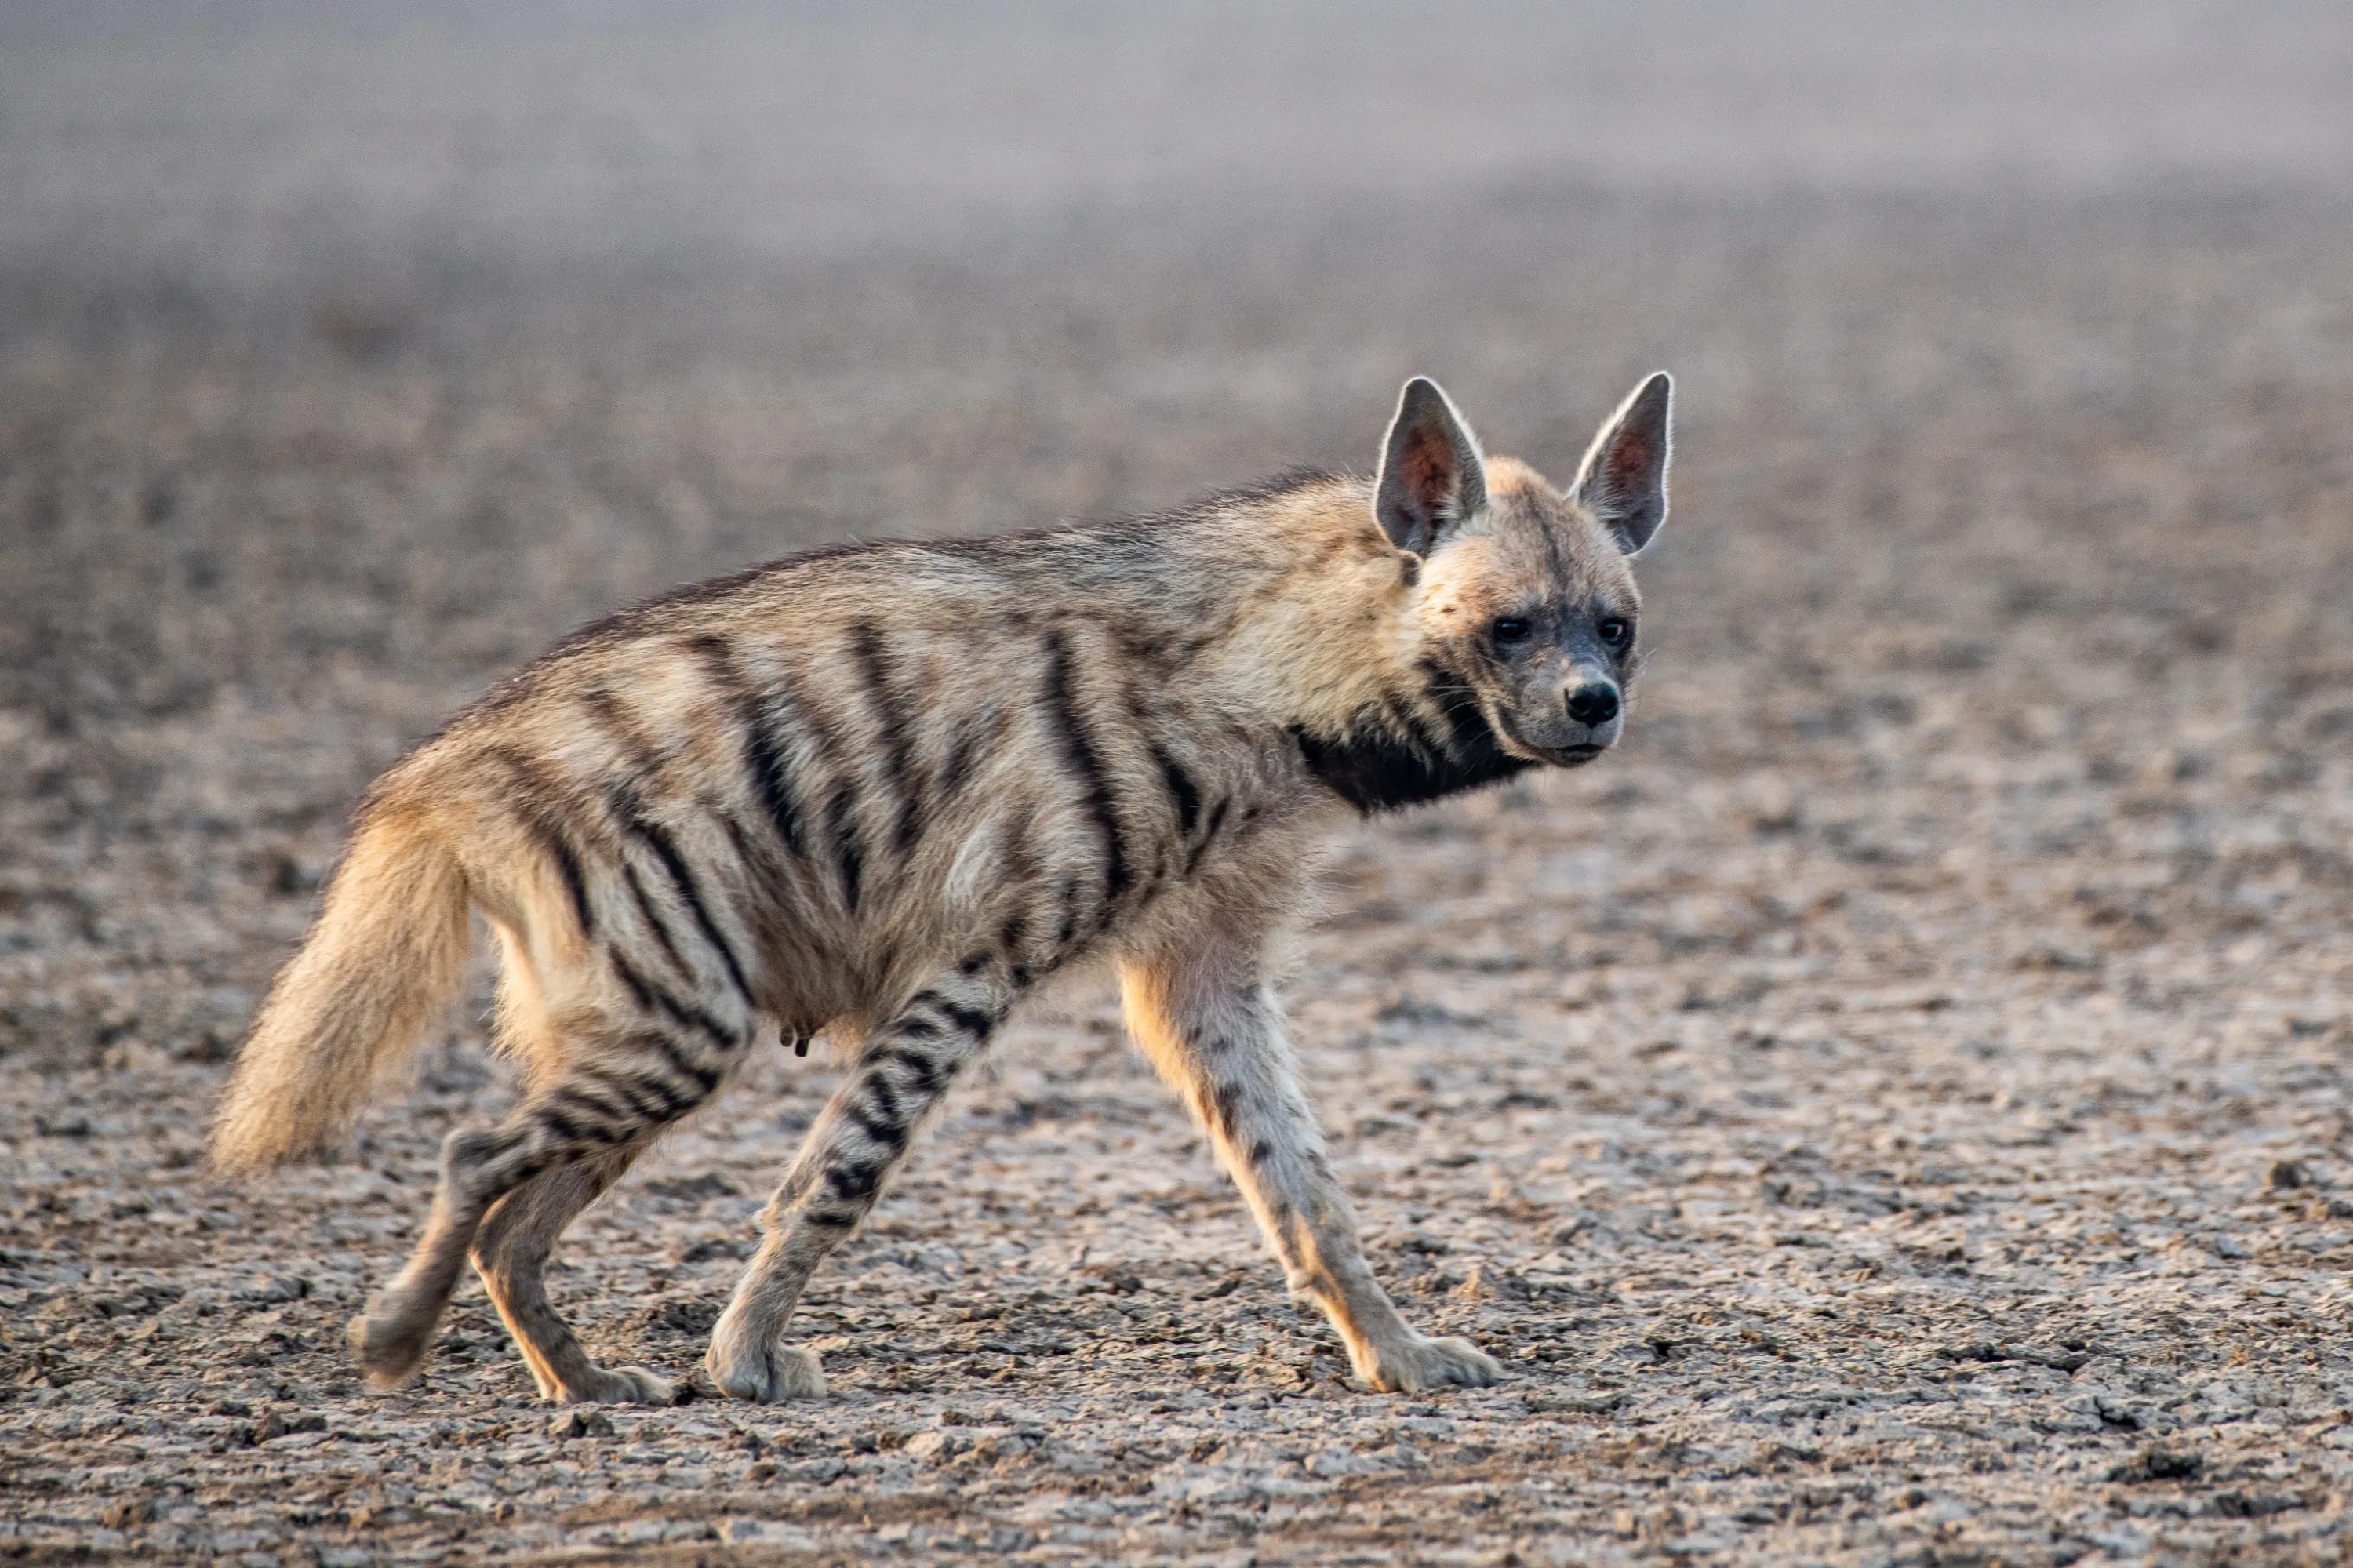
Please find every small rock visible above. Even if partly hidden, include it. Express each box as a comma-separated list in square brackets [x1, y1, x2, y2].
[238, 1275, 310, 1304]
[549, 1409, 616, 1439]
[2209, 1490, 2302, 1518]
[2109, 1445, 2202, 1483]
[1938, 1341, 2009, 1363]
[100, 1496, 155, 1528]
[2094, 1396, 2142, 1430]
[902, 1429, 962, 1462]
[1524, 1392, 1625, 1416]
[2264, 1159, 2311, 1193]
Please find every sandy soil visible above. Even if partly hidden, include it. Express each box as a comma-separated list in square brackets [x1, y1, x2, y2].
[6, 5, 2353, 1564]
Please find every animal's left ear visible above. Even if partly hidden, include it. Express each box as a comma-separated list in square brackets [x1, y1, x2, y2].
[1569, 372, 1673, 555]
[1375, 377, 1489, 555]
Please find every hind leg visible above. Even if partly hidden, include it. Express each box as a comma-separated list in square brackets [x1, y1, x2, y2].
[351, 1014, 744, 1392]
[348, 1110, 581, 1391]
[470, 1147, 675, 1404]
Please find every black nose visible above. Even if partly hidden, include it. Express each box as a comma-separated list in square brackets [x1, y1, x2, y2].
[1565, 683, 1620, 726]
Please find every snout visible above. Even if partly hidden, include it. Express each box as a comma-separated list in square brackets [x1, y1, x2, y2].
[1499, 677, 1625, 764]
[1550, 679, 1624, 755]
[1565, 682, 1619, 727]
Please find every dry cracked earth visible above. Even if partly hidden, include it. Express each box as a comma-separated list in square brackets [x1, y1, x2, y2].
[5, 5, 2353, 1564]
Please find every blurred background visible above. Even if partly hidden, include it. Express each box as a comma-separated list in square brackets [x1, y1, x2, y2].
[9, 0, 2351, 1060]
[7, 5, 2353, 1559]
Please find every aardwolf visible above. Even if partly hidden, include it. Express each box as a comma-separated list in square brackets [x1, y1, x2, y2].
[213, 373, 1673, 1403]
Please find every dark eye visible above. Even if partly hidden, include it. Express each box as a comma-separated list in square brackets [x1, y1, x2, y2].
[1491, 617, 1533, 648]
[1598, 617, 1632, 649]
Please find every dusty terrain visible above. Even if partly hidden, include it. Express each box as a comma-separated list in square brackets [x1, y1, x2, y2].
[6, 5, 2353, 1563]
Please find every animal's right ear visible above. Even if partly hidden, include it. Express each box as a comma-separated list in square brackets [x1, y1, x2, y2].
[1374, 377, 1489, 555]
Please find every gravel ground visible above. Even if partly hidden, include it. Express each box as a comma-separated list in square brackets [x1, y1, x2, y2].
[7, 5, 2353, 1564]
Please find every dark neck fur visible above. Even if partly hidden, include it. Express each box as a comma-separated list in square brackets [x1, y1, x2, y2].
[1292, 664, 1531, 814]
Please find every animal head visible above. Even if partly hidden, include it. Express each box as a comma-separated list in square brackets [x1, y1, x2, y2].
[1375, 373, 1672, 766]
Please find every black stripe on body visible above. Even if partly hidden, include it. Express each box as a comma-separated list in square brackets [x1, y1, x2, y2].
[528, 817, 598, 941]
[996, 910, 1035, 989]
[584, 1065, 694, 1123]
[1151, 744, 1202, 839]
[935, 704, 1003, 810]
[548, 1082, 631, 1126]
[1183, 797, 1231, 879]
[824, 780, 864, 914]
[601, 780, 754, 1005]
[546, 1093, 634, 1144]
[1039, 629, 1132, 916]
[536, 1108, 592, 1147]
[846, 620, 924, 858]
[619, 857, 693, 977]
[630, 808, 755, 1002]
[712, 809, 771, 898]
[609, 949, 738, 1050]
[683, 634, 809, 860]
[647, 1038, 723, 1096]
[489, 747, 599, 941]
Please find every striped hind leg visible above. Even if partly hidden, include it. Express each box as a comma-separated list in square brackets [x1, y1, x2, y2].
[707, 966, 1013, 1402]
[350, 1011, 743, 1394]
[470, 1148, 675, 1404]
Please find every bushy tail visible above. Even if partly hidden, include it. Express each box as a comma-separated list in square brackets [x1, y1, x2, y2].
[212, 808, 472, 1174]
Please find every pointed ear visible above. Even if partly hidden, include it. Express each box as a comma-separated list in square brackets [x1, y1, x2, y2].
[1374, 377, 1489, 555]
[1569, 372, 1673, 555]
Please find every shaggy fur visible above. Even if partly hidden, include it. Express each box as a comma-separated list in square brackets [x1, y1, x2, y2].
[212, 373, 1675, 1404]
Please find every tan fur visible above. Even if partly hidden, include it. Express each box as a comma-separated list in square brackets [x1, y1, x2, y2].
[212, 373, 1672, 1404]
[212, 806, 471, 1173]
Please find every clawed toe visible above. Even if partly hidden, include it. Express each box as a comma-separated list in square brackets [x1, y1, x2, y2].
[707, 1341, 827, 1404]
[1366, 1333, 1504, 1393]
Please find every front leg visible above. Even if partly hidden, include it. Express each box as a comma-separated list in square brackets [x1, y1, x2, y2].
[705, 964, 1014, 1402]
[1119, 923, 1502, 1394]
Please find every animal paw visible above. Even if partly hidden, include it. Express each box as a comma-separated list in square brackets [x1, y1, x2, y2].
[346, 1291, 438, 1392]
[1362, 1333, 1504, 1393]
[705, 1338, 827, 1403]
[558, 1364, 678, 1405]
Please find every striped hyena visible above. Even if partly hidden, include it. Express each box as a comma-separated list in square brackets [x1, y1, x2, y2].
[213, 373, 1673, 1404]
